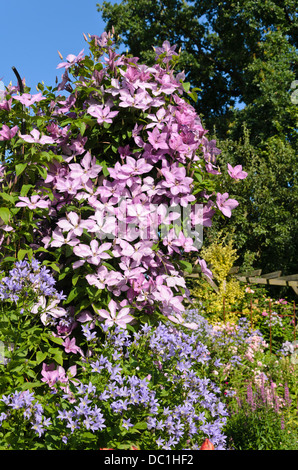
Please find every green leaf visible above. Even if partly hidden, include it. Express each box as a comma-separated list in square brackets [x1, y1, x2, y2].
[133, 421, 147, 430]
[0, 192, 15, 204]
[65, 287, 79, 304]
[37, 165, 48, 179]
[36, 351, 47, 364]
[20, 184, 34, 197]
[0, 207, 10, 224]
[178, 260, 193, 274]
[17, 249, 29, 261]
[15, 162, 27, 177]
[194, 172, 203, 183]
[53, 352, 64, 366]
[72, 271, 81, 286]
[49, 335, 64, 346]
[21, 381, 44, 390]
[182, 81, 191, 93]
[80, 121, 87, 136]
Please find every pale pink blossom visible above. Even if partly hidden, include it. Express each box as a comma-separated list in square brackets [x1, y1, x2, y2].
[0, 124, 18, 141]
[20, 128, 55, 145]
[16, 195, 50, 210]
[167, 313, 198, 330]
[13, 92, 45, 107]
[227, 163, 248, 180]
[57, 49, 85, 70]
[73, 239, 112, 266]
[216, 192, 239, 218]
[31, 296, 67, 325]
[95, 299, 133, 329]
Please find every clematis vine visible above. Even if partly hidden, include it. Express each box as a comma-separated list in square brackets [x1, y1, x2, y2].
[0, 31, 246, 326]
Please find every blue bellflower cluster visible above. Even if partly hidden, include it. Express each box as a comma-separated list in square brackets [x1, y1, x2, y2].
[83, 322, 229, 450]
[0, 390, 52, 437]
[0, 318, 229, 449]
[57, 382, 106, 441]
[0, 258, 65, 303]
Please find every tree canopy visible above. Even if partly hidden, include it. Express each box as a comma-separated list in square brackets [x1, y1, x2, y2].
[98, 0, 298, 140]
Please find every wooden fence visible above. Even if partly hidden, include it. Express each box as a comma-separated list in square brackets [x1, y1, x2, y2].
[232, 267, 298, 296]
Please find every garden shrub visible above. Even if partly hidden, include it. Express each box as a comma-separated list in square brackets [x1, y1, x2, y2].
[189, 234, 244, 323]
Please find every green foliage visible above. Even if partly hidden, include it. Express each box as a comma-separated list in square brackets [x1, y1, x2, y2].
[255, 309, 296, 354]
[224, 373, 298, 451]
[208, 127, 298, 279]
[225, 406, 297, 450]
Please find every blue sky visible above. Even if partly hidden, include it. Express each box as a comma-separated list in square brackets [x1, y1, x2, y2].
[0, 1, 117, 92]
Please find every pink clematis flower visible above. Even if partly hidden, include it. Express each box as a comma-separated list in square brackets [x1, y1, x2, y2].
[63, 337, 83, 355]
[160, 165, 193, 195]
[119, 88, 152, 110]
[57, 211, 94, 236]
[31, 296, 67, 325]
[49, 227, 80, 247]
[68, 152, 102, 183]
[57, 49, 85, 70]
[86, 265, 109, 290]
[95, 299, 134, 329]
[87, 104, 119, 124]
[121, 156, 153, 176]
[227, 163, 248, 180]
[216, 192, 239, 218]
[41, 363, 61, 387]
[0, 124, 18, 141]
[41, 363, 77, 388]
[73, 239, 112, 267]
[152, 284, 184, 314]
[0, 97, 12, 111]
[197, 258, 213, 280]
[173, 230, 198, 253]
[16, 195, 50, 210]
[13, 92, 45, 107]
[87, 210, 116, 238]
[167, 313, 198, 330]
[147, 126, 169, 150]
[155, 40, 178, 62]
[20, 128, 55, 145]
[55, 176, 83, 194]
